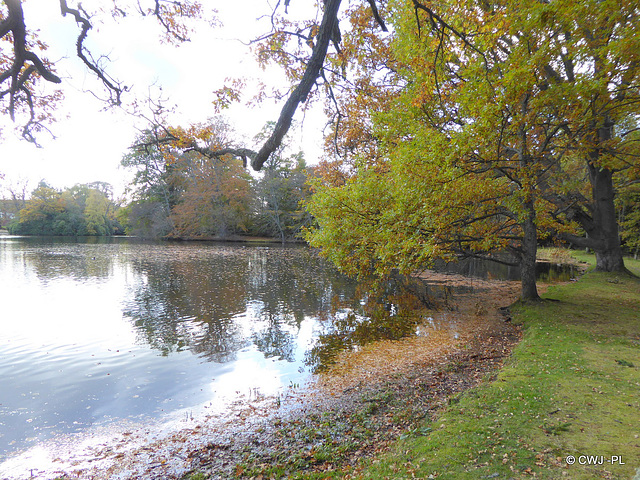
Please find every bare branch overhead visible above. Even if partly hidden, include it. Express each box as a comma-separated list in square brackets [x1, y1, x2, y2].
[251, 0, 388, 171]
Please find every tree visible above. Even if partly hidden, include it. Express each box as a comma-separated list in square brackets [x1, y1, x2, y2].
[255, 151, 311, 243]
[1, 0, 392, 164]
[252, 123, 312, 243]
[523, 0, 640, 272]
[170, 151, 253, 238]
[117, 200, 171, 238]
[57, 188, 87, 235]
[305, 0, 640, 299]
[7, 181, 118, 235]
[0, 177, 28, 227]
[2, 0, 386, 173]
[1, 0, 205, 142]
[121, 119, 256, 238]
[84, 189, 111, 235]
[618, 178, 640, 260]
[120, 129, 179, 237]
[256, 0, 637, 280]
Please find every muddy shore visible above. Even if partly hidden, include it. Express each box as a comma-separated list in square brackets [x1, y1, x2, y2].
[182, 277, 523, 480]
[22, 276, 524, 480]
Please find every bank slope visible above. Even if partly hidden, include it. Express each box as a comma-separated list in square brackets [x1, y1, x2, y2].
[357, 260, 640, 480]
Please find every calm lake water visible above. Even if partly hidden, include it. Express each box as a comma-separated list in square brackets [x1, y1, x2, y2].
[0, 237, 363, 462]
[0, 236, 577, 478]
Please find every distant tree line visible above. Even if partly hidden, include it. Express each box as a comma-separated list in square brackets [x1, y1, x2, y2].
[2, 181, 122, 236]
[0, 118, 315, 241]
[118, 119, 314, 242]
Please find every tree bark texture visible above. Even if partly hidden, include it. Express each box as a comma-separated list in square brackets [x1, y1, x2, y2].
[588, 165, 625, 271]
[519, 205, 540, 301]
[563, 118, 626, 272]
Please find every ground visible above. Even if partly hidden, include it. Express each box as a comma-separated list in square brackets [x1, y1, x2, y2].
[179, 276, 525, 480]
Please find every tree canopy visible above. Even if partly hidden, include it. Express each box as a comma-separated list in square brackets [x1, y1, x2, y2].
[303, 0, 639, 299]
[119, 118, 313, 241]
[5, 180, 121, 235]
[2, 0, 639, 299]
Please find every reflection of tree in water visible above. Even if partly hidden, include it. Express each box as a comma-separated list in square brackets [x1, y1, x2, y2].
[306, 275, 438, 373]
[128, 285, 190, 356]
[252, 312, 296, 363]
[246, 247, 356, 320]
[21, 238, 117, 282]
[123, 252, 249, 363]
[122, 245, 361, 365]
[247, 247, 359, 363]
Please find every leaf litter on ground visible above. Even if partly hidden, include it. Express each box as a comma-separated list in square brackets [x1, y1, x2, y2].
[27, 273, 526, 480]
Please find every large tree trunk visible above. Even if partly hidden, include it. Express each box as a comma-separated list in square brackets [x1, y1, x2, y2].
[562, 165, 625, 272]
[567, 172, 626, 271]
[561, 113, 626, 272]
[588, 165, 626, 272]
[519, 202, 541, 301]
[587, 111, 626, 272]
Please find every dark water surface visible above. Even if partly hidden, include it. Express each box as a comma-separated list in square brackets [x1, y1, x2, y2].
[0, 237, 361, 461]
[432, 256, 579, 282]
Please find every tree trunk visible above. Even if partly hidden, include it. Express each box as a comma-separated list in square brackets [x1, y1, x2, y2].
[561, 119, 627, 272]
[520, 203, 541, 301]
[588, 165, 626, 272]
[516, 95, 540, 302]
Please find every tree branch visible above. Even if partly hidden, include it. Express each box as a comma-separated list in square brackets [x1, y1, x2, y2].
[186, 146, 257, 168]
[1, 0, 61, 138]
[366, 0, 388, 32]
[251, 0, 342, 171]
[59, 0, 125, 106]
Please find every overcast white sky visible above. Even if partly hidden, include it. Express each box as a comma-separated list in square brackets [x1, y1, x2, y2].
[0, 0, 327, 198]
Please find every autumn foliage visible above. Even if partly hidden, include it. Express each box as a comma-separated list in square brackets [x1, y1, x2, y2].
[119, 118, 313, 241]
[304, 0, 640, 300]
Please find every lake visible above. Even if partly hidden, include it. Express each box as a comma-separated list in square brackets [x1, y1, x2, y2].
[0, 237, 367, 467]
[0, 237, 576, 478]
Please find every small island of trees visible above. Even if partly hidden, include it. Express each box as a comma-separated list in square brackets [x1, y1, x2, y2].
[0, 120, 315, 243]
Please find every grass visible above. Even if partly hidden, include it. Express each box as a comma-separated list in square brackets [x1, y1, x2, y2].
[537, 247, 581, 265]
[183, 252, 639, 480]
[354, 254, 640, 480]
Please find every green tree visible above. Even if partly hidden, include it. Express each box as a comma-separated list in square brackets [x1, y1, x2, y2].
[0, 178, 28, 227]
[120, 130, 178, 237]
[9, 182, 64, 235]
[7, 181, 118, 236]
[306, 0, 640, 299]
[84, 189, 111, 235]
[255, 153, 312, 243]
[55, 189, 86, 235]
[252, 123, 312, 243]
[619, 182, 640, 260]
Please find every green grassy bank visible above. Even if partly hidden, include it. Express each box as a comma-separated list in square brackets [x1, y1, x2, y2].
[356, 256, 640, 480]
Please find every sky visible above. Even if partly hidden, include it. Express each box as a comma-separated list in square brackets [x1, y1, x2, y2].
[0, 0, 327, 198]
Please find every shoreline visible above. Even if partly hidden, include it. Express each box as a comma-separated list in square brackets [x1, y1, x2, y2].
[2, 276, 523, 480]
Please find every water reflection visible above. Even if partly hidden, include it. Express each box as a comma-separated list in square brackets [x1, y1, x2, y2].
[0, 238, 362, 459]
[305, 275, 445, 372]
[120, 245, 354, 363]
[432, 256, 578, 281]
[0, 237, 577, 469]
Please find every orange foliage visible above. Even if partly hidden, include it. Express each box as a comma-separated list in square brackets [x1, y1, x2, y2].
[170, 153, 252, 238]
